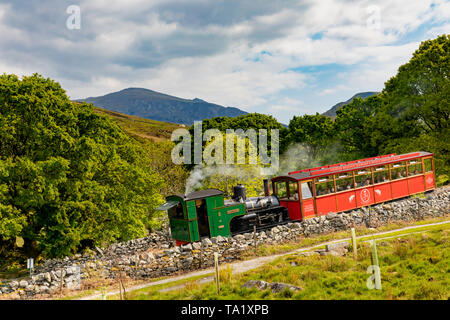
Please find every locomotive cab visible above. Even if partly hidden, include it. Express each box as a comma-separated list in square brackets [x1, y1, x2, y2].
[156, 189, 246, 246]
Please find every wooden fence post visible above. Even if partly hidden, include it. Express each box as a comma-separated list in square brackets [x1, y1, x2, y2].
[351, 228, 357, 260]
[253, 225, 257, 253]
[214, 252, 220, 295]
[319, 212, 322, 234]
[370, 240, 382, 290]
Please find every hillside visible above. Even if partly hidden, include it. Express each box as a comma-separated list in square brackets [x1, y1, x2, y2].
[92, 106, 184, 142]
[77, 88, 248, 125]
[322, 92, 379, 117]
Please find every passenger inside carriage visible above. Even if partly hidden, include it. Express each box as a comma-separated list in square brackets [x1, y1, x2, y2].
[289, 190, 299, 200]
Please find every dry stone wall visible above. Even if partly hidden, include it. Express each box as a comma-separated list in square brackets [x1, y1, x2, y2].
[1, 187, 449, 299]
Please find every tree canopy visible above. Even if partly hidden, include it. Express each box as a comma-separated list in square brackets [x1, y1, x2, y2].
[0, 74, 165, 258]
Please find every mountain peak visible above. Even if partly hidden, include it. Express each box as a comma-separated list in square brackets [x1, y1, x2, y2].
[322, 91, 380, 117]
[76, 88, 247, 125]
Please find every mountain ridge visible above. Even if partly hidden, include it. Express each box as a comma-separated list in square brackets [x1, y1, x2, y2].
[76, 87, 248, 125]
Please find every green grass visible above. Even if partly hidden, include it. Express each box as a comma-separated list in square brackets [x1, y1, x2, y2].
[120, 224, 450, 300]
[105, 273, 215, 300]
[436, 174, 449, 187]
[242, 215, 450, 259]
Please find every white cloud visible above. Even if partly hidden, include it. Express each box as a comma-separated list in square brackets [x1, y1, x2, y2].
[0, 0, 446, 121]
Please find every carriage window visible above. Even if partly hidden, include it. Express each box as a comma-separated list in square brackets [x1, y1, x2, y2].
[169, 203, 184, 219]
[315, 175, 335, 196]
[373, 165, 389, 184]
[408, 160, 423, 176]
[355, 169, 372, 188]
[424, 158, 433, 172]
[335, 172, 354, 192]
[275, 181, 288, 199]
[301, 182, 313, 199]
[390, 162, 406, 180]
[288, 181, 299, 200]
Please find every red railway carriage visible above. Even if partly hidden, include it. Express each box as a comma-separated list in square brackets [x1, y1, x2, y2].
[271, 151, 436, 220]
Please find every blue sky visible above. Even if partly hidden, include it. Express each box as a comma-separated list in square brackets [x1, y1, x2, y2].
[0, 0, 448, 123]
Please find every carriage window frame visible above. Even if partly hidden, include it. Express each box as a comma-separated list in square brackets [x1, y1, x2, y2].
[300, 181, 313, 200]
[354, 168, 373, 188]
[169, 203, 185, 220]
[390, 161, 407, 180]
[288, 181, 299, 201]
[274, 181, 288, 200]
[334, 172, 355, 192]
[373, 165, 390, 184]
[423, 158, 433, 173]
[407, 159, 423, 176]
[314, 175, 335, 197]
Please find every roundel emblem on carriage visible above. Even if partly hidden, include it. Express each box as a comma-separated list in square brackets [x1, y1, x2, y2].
[360, 188, 370, 203]
[426, 176, 434, 185]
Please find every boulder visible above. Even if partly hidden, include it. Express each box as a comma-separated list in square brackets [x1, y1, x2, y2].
[242, 280, 269, 290]
[326, 241, 350, 251]
[269, 282, 302, 293]
[242, 280, 302, 293]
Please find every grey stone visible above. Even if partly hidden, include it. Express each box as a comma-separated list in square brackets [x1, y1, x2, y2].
[39, 285, 50, 293]
[9, 281, 19, 290]
[244, 233, 253, 240]
[269, 282, 302, 293]
[217, 235, 227, 243]
[95, 246, 104, 256]
[32, 273, 45, 283]
[19, 280, 28, 288]
[242, 280, 269, 290]
[326, 241, 350, 251]
[181, 243, 193, 251]
[192, 242, 202, 250]
[44, 272, 52, 283]
[202, 238, 213, 247]
[172, 246, 181, 254]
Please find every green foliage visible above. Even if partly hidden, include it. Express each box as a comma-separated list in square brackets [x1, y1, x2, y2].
[335, 95, 383, 159]
[0, 73, 165, 258]
[188, 113, 286, 165]
[286, 113, 336, 159]
[366, 35, 449, 176]
[328, 35, 449, 177]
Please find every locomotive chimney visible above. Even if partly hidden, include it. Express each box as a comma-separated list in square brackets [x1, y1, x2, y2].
[233, 184, 246, 201]
[263, 179, 270, 196]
